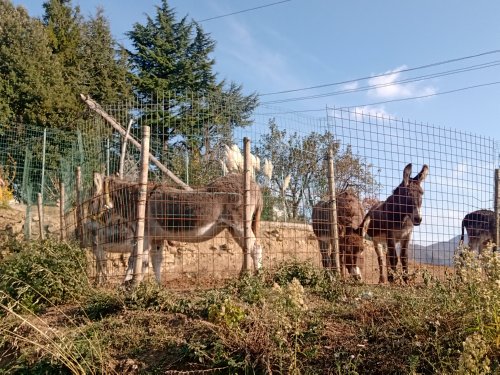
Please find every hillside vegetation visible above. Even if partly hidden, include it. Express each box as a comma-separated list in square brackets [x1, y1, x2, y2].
[0, 236, 499, 374]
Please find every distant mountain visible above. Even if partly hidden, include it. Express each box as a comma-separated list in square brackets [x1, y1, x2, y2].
[411, 235, 463, 266]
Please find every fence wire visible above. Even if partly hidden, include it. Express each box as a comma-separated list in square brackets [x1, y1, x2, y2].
[0, 91, 498, 285]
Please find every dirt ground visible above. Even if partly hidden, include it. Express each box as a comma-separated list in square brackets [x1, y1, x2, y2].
[0, 202, 451, 287]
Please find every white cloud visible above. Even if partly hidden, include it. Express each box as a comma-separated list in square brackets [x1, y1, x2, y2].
[327, 105, 396, 123]
[342, 81, 359, 91]
[368, 65, 437, 100]
[352, 105, 393, 119]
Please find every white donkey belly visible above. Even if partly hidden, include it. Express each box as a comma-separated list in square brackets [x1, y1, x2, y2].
[148, 221, 225, 242]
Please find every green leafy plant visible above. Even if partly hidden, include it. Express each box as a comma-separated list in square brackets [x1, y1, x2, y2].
[124, 280, 175, 311]
[208, 297, 246, 329]
[83, 289, 124, 321]
[227, 272, 267, 304]
[0, 239, 90, 313]
[273, 259, 324, 288]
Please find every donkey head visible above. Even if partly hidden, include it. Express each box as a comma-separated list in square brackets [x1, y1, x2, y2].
[387, 163, 429, 227]
[92, 172, 114, 210]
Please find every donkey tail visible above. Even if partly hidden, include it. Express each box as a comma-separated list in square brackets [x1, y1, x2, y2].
[459, 218, 466, 245]
[252, 187, 263, 239]
[360, 213, 371, 238]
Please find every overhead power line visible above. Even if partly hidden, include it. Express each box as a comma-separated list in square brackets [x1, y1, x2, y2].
[256, 80, 500, 116]
[261, 49, 500, 96]
[335, 81, 500, 110]
[198, 0, 291, 22]
[261, 59, 500, 105]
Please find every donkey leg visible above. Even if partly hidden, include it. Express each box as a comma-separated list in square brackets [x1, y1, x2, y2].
[386, 237, 398, 283]
[225, 225, 252, 274]
[373, 241, 386, 283]
[150, 240, 164, 283]
[141, 240, 151, 277]
[124, 240, 139, 283]
[339, 250, 347, 279]
[400, 237, 411, 283]
[338, 241, 349, 279]
[318, 239, 332, 269]
[225, 220, 262, 274]
[240, 228, 262, 272]
[341, 246, 351, 280]
[251, 241, 263, 272]
[344, 244, 362, 281]
[354, 250, 364, 281]
[124, 252, 135, 282]
[92, 234, 107, 284]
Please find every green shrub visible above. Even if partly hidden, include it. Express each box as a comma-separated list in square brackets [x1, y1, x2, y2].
[83, 289, 124, 320]
[227, 272, 267, 304]
[208, 297, 246, 329]
[0, 239, 90, 313]
[124, 280, 176, 312]
[273, 259, 325, 288]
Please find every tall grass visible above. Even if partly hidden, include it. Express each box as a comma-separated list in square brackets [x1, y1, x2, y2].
[0, 239, 499, 374]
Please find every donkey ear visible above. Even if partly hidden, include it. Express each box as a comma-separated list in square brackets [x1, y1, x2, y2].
[402, 163, 412, 186]
[93, 172, 103, 195]
[413, 164, 429, 183]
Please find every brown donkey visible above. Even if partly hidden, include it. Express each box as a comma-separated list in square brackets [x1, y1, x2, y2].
[312, 190, 366, 280]
[460, 209, 495, 253]
[86, 173, 264, 283]
[362, 163, 429, 283]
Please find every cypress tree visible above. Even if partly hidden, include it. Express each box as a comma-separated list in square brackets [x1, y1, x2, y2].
[127, 0, 258, 160]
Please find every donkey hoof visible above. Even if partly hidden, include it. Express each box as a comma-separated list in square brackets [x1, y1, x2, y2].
[352, 273, 362, 282]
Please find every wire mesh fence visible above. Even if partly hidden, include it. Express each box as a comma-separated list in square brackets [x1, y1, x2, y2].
[0, 90, 499, 285]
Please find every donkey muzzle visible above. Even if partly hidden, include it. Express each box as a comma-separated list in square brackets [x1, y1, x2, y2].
[413, 216, 422, 226]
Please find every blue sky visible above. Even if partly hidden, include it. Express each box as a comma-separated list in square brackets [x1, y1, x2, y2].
[11, 0, 500, 140]
[10, 0, 500, 248]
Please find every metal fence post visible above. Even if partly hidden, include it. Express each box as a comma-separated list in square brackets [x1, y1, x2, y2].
[60, 182, 66, 240]
[40, 128, 47, 203]
[75, 166, 83, 246]
[243, 138, 252, 273]
[495, 168, 500, 251]
[37, 192, 44, 240]
[328, 147, 341, 275]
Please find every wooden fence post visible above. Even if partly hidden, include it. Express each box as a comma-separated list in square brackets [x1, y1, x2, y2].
[327, 147, 341, 275]
[243, 138, 252, 273]
[37, 192, 44, 240]
[133, 126, 150, 285]
[495, 169, 500, 251]
[80, 94, 192, 191]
